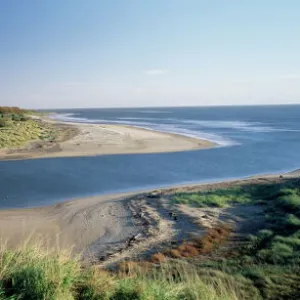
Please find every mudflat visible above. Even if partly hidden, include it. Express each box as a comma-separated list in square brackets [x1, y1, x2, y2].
[0, 170, 298, 265]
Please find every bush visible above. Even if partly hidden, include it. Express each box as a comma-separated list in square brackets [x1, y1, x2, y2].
[0, 119, 6, 128]
[11, 114, 27, 122]
[271, 242, 294, 257]
[276, 192, 300, 211]
[257, 243, 294, 264]
[286, 214, 300, 228]
[273, 235, 300, 249]
[110, 281, 142, 300]
[151, 253, 166, 263]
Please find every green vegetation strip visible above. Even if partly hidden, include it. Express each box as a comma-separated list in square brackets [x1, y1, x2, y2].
[0, 246, 237, 300]
[173, 187, 251, 207]
[1, 181, 299, 299]
[0, 106, 55, 149]
[173, 181, 300, 299]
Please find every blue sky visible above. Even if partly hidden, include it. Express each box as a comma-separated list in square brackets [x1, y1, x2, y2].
[1, 0, 300, 108]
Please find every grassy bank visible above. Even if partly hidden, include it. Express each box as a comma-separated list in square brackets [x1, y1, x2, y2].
[0, 107, 57, 149]
[0, 106, 56, 149]
[1, 134, 299, 300]
[1, 180, 300, 299]
[169, 179, 300, 299]
[0, 244, 240, 300]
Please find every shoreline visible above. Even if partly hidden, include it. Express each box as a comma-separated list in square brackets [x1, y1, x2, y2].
[0, 118, 216, 161]
[0, 169, 299, 262]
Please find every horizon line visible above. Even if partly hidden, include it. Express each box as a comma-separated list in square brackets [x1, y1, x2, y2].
[36, 103, 300, 111]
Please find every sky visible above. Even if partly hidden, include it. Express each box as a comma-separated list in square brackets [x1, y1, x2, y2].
[0, 0, 300, 109]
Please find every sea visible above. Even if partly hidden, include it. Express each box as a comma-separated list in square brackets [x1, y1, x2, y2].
[1, 105, 300, 209]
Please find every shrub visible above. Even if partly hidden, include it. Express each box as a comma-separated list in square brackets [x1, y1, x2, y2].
[76, 267, 113, 300]
[276, 193, 300, 211]
[110, 281, 142, 300]
[258, 243, 294, 264]
[0, 119, 6, 128]
[168, 249, 182, 258]
[177, 244, 199, 257]
[273, 235, 300, 249]
[286, 214, 300, 228]
[151, 253, 166, 263]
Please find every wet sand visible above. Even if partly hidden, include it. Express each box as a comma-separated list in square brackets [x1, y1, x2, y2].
[0, 170, 298, 264]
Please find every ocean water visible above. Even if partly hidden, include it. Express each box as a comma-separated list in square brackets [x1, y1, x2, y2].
[1, 105, 300, 208]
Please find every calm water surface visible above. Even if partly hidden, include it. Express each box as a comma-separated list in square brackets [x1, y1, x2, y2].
[1, 105, 300, 208]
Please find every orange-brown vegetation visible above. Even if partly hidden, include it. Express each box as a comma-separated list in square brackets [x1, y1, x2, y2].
[168, 249, 182, 258]
[116, 224, 231, 270]
[156, 223, 232, 261]
[0, 106, 26, 114]
[150, 252, 167, 263]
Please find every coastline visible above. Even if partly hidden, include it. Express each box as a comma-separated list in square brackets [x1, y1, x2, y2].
[0, 118, 216, 161]
[0, 169, 298, 263]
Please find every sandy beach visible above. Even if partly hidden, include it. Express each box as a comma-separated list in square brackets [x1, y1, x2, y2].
[0, 170, 299, 265]
[0, 120, 215, 161]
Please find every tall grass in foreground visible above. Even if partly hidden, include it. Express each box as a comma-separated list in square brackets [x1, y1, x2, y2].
[0, 242, 243, 300]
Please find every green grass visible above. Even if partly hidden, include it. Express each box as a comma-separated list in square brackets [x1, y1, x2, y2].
[173, 187, 252, 207]
[1, 179, 300, 299]
[0, 244, 243, 300]
[172, 182, 300, 209]
[0, 109, 56, 149]
[171, 180, 300, 299]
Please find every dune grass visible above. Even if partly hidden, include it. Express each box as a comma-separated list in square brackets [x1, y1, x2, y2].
[172, 187, 251, 207]
[0, 119, 56, 149]
[0, 242, 243, 300]
[172, 181, 300, 208]
[170, 180, 300, 299]
[0, 107, 56, 149]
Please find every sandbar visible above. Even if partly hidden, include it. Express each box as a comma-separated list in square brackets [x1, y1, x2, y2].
[0, 120, 215, 161]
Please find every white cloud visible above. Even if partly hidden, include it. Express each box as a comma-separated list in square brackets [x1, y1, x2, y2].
[145, 69, 169, 76]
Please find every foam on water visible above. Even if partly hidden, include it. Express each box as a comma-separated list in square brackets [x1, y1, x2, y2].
[116, 117, 292, 133]
[52, 111, 300, 147]
[3, 105, 300, 208]
[52, 113, 235, 146]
